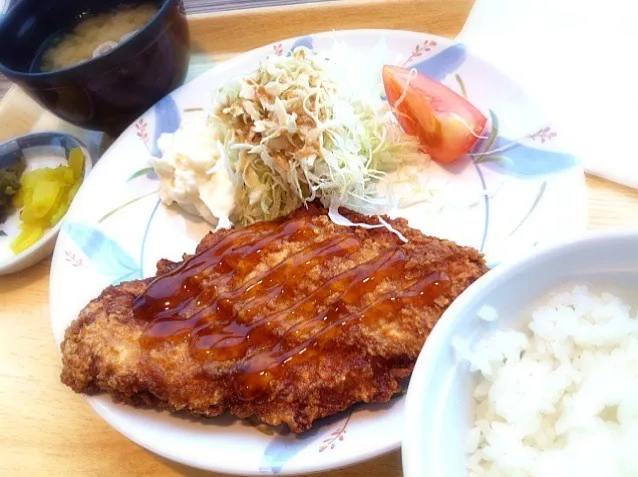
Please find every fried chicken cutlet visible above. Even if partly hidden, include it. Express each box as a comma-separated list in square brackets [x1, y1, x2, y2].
[60, 205, 487, 433]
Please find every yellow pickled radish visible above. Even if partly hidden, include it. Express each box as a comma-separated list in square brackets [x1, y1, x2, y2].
[49, 181, 82, 226]
[20, 180, 61, 221]
[10, 148, 85, 254]
[46, 187, 68, 225]
[68, 148, 84, 181]
[48, 203, 70, 228]
[20, 168, 52, 188]
[55, 166, 75, 185]
[10, 224, 44, 254]
[67, 180, 81, 204]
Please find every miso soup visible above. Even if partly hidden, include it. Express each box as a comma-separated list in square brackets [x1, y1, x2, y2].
[39, 3, 158, 72]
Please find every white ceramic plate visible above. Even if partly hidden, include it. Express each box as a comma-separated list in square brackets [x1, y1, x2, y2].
[401, 229, 638, 477]
[49, 30, 586, 475]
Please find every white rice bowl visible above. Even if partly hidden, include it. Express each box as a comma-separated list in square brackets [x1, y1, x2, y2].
[401, 230, 638, 477]
[457, 286, 638, 477]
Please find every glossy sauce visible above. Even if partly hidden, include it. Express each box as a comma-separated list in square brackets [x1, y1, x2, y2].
[133, 216, 450, 400]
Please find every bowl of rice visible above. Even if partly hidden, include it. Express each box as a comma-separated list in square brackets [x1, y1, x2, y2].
[402, 230, 638, 477]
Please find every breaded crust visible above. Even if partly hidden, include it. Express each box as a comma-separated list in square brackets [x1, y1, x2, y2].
[60, 205, 487, 432]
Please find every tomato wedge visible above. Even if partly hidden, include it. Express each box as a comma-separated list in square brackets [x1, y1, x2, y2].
[382, 65, 487, 163]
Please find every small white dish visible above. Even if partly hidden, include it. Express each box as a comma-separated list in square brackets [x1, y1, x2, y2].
[402, 229, 638, 477]
[0, 132, 92, 275]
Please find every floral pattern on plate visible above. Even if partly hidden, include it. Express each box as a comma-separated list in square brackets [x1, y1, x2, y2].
[50, 29, 586, 475]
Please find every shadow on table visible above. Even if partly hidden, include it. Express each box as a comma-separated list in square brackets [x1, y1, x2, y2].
[155, 457, 216, 477]
[154, 449, 403, 477]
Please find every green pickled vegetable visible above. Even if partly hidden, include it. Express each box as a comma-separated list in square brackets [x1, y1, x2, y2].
[0, 157, 26, 224]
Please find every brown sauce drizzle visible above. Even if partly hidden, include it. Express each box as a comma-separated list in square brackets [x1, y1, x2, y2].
[133, 215, 450, 400]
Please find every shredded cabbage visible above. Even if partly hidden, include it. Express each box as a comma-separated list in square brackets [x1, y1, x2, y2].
[210, 45, 427, 226]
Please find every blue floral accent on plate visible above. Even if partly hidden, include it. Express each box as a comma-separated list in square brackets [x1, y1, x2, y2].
[474, 136, 578, 177]
[64, 222, 142, 285]
[411, 43, 467, 81]
[139, 199, 162, 277]
[126, 167, 157, 182]
[288, 35, 314, 54]
[471, 161, 490, 253]
[151, 95, 181, 157]
[259, 434, 313, 474]
[257, 412, 346, 474]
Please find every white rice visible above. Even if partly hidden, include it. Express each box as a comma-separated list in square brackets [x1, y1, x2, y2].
[457, 286, 638, 477]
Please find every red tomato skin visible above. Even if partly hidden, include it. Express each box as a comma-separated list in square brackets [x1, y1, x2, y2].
[383, 65, 487, 163]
